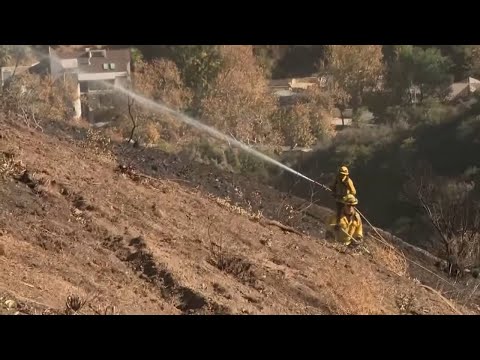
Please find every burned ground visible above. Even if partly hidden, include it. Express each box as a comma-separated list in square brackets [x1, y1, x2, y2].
[0, 120, 478, 315]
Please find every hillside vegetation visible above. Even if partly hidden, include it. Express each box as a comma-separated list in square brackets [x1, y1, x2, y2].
[1, 45, 480, 314]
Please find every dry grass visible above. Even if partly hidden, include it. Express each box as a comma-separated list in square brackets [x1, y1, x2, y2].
[1, 120, 475, 316]
[316, 265, 387, 315]
[144, 122, 161, 144]
[65, 294, 87, 314]
[211, 195, 262, 221]
[396, 292, 417, 314]
[331, 277, 386, 315]
[210, 248, 260, 288]
[0, 151, 26, 179]
[369, 239, 408, 277]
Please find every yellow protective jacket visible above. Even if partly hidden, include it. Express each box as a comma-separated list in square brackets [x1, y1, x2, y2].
[328, 211, 363, 245]
[331, 176, 356, 200]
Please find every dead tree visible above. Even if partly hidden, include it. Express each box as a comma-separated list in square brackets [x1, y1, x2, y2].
[405, 164, 480, 277]
[127, 96, 137, 144]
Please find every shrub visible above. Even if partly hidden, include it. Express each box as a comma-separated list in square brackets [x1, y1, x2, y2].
[0, 73, 76, 124]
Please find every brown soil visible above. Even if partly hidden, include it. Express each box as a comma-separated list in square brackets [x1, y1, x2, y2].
[0, 120, 478, 315]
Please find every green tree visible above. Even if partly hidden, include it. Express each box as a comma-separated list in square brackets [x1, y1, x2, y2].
[167, 45, 223, 108]
[465, 45, 480, 79]
[428, 45, 480, 80]
[387, 45, 452, 104]
[132, 45, 224, 111]
[130, 48, 144, 70]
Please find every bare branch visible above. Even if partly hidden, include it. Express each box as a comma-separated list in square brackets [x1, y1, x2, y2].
[127, 96, 137, 143]
[404, 163, 480, 274]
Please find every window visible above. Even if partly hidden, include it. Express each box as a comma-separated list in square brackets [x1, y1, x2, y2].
[80, 81, 88, 93]
[103, 63, 109, 70]
[109, 63, 116, 70]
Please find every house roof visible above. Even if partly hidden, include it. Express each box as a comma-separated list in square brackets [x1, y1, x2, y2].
[1, 65, 34, 75]
[29, 59, 50, 75]
[51, 47, 131, 74]
[448, 83, 469, 100]
[52, 46, 105, 59]
[1, 62, 41, 84]
[77, 49, 131, 74]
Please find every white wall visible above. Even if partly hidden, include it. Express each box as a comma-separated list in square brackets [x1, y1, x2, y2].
[78, 72, 128, 81]
[73, 82, 81, 119]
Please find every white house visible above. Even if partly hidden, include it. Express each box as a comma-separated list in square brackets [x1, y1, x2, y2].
[48, 46, 132, 118]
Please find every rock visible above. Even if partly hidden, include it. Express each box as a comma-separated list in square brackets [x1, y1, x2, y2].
[152, 206, 165, 218]
[0, 244, 5, 256]
[5, 299, 16, 309]
[73, 208, 83, 216]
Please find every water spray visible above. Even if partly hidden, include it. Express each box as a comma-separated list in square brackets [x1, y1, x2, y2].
[113, 82, 332, 189]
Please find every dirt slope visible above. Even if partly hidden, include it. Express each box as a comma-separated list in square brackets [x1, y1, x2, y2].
[0, 121, 477, 315]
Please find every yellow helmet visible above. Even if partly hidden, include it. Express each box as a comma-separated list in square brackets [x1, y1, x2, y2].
[339, 166, 349, 176]
[342, 194, 358, 205]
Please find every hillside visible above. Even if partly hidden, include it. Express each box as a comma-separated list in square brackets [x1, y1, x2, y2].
[0, 119, 478, 315]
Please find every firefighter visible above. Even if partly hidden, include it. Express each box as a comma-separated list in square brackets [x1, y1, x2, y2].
[329, 194, 363, 246]
[331, 165, 356, 226]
